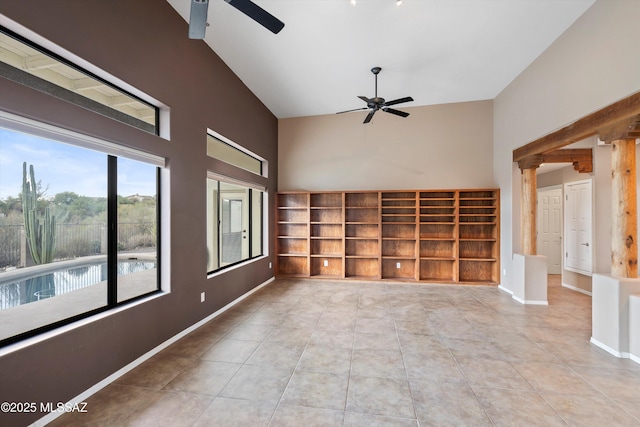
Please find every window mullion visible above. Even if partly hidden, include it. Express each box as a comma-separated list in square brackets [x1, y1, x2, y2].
[107, 155, 118, 306]
[217, 180, 222, 269]
[248, 189, 253, 257]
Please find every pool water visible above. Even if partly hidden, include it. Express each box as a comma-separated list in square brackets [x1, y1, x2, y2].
[0, 261, 155, 310]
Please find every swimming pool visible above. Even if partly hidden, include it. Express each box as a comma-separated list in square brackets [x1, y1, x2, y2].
[0, 259, 156, 310]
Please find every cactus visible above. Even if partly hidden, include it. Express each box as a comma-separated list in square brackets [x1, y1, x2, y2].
[22, 162, 56, 265]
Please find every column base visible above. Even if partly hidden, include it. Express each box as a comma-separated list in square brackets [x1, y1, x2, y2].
[630, 294, 640, 364]
[591, 273, 640, 360]
[512, 254, 548, 305]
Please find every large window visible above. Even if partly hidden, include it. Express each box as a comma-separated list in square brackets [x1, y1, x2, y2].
[206, 131, 265, 274]
[207, 175, 264, 273]
[0, 114, 163, 344]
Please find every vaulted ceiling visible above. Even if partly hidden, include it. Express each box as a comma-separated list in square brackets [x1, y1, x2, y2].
[167, 0, 595, 119]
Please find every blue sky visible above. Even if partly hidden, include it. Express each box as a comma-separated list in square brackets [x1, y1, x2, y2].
[0, 128, 156, 199]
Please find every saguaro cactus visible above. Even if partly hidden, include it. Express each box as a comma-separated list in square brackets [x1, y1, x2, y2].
[22, 162, 56, 264]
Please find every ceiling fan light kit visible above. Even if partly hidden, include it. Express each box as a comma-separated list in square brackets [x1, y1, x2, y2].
[189, 0, 285, 39]
[337, 67, 414, 124]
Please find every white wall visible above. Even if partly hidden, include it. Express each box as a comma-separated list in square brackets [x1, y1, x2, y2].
[494, 0, 640, 292]
[279, 101, 493, 191]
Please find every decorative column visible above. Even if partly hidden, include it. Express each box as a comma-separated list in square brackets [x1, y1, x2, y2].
[511, 155, 547, 305]
[591, 116, 640, 358]
[517, 154, 543, 255]
[610, 138, 638, 278]
[521, 167, 537, 255]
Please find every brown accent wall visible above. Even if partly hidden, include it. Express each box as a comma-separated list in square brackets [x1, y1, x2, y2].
[0, 1, 277, 425]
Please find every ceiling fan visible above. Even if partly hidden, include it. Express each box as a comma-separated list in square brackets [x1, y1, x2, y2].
[188, 0, 285, 39]
[337, 67, 414, 124]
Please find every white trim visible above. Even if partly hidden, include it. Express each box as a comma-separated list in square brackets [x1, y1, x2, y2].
[631, 353, 640, 365]
[207, 170, 266, 192]
[33, 276, 276, 427]
[498, 285, 513, 295]
[207, 255, 268, 279]
[512, 295, 549, 305]
[590, 336, 630, 359]
[561, 281, 592, 296]
[0, 110, 166, 167]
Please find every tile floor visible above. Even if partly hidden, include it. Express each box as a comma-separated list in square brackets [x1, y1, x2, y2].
[50, 276, 640, 426]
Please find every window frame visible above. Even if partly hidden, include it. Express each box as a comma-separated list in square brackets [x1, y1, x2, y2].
[0, 112, 164, 346]
[206, 129, 266, 177]
[206, 172, 266, 276]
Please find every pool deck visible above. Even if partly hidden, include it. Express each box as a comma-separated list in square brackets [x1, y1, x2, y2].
[0, 255, 158, 342]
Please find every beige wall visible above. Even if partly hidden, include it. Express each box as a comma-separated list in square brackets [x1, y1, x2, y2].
[494, 0, 640, 291]
[279, 100, 493, 191]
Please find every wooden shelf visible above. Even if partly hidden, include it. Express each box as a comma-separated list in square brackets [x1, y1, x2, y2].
[276, 189, 499, 284]
[277, 255, 309, 276]
[346, 257, 379, 279]
[382, 258, 416, 280]
[310, 257, 342, 277]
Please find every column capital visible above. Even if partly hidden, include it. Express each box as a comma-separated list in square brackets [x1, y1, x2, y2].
[598, 115, 640, 144]
[517, 154, 544, 171]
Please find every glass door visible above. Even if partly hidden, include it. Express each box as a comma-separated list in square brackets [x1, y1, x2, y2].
[220, 184, 249, 266]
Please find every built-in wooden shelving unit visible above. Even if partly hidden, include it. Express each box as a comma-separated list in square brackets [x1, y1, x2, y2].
[276, 189, 499, 284]
[345, 192, 380, 280]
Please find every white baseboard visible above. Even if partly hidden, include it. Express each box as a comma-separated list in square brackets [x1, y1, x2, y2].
[631, 353, 640, 365]
[512, 294, 548, 305]
[33, 276, 275, 427]
[590, 336, 630, 359]
[562, 282, 592, 296]
[498, 285, 513, 295]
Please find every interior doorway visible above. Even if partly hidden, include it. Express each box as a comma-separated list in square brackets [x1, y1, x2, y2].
[537, 186, 563, 274]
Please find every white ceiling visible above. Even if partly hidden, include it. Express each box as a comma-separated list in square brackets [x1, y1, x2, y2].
[167, 0, 595, 120]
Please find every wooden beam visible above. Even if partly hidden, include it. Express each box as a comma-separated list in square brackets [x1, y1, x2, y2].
[521, 168, 537, 255]
[517, 148, 593, 173]
[598, 115, 640, 143]
[611, 139, 638, 278]
[513, 91, 640, 162]
[542, 148, 593, 173]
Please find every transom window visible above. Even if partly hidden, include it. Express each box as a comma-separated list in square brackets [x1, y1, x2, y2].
[0, 27, 158, 135]
[207, 133, 263, 176]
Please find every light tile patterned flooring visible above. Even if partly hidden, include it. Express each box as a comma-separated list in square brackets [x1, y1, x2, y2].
[51, 276, 640, 426]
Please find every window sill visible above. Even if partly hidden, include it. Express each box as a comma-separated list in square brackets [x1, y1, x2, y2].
[207, 255, 268, 280]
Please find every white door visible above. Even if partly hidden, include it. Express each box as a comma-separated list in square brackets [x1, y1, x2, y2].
[537, 187, 562, 274]
[220, 190, 249, 266]
[564, 180, 592, 275]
